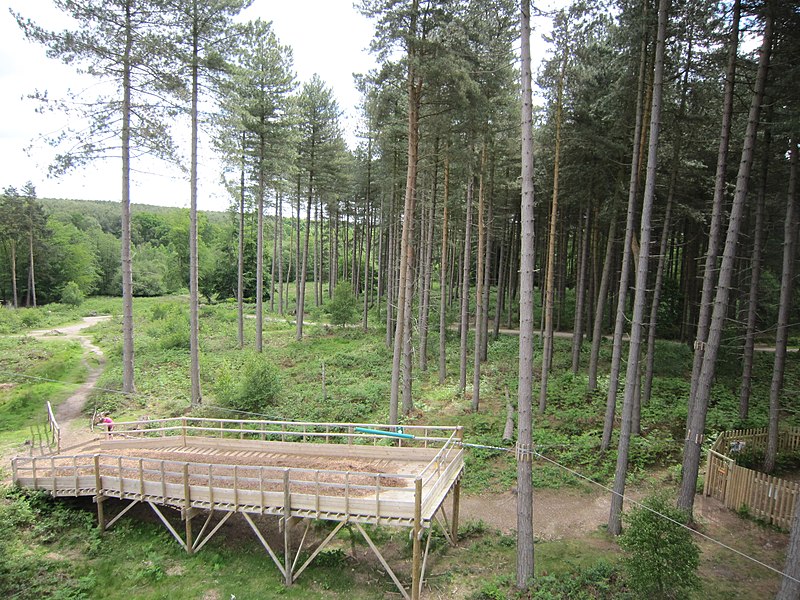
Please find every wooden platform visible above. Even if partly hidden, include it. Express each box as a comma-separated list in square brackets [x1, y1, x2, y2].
[12, 417, 464, 599]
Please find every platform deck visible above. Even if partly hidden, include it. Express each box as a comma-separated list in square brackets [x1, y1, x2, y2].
[12, 418, 464, 527]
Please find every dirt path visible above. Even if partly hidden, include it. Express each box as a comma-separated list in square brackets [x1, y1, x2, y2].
[460, 486, 646, 540]
[29, 316, 111, 448]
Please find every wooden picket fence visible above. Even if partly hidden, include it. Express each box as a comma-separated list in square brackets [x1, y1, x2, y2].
[704, 427, 800, 529]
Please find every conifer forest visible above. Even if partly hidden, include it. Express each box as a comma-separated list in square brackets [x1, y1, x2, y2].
[1, 0, 799, 598]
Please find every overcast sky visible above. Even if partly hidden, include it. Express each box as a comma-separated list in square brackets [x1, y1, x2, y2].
[0, 1, 563, 213]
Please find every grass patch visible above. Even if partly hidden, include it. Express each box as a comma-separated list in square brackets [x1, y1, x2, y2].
[0, 337, 86, 450]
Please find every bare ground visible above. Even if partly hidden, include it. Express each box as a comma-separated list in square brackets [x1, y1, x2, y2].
[461, 485, 646, 540]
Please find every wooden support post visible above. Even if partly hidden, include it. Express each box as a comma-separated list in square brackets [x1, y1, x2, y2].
[451, 477, 461, 544]
[412, 477, 422, 600]
[284, 469, 292, 585]
[182, 418, 187, 447]
[183, 463, 194, 554]
[94, 455, 105, 533]
[354, 522, 409, 600]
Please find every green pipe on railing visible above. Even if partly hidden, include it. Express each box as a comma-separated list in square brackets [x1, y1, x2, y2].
[354, 427, 415, 440]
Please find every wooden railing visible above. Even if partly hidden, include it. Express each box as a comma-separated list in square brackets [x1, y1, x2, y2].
[46, 401, 61, 453]
[704, 427, 800, 529]
[12, 419, 465, 526]
[111, 417, 461, 448]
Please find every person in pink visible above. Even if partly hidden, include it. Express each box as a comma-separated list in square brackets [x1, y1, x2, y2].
[99, 414, 114, 438]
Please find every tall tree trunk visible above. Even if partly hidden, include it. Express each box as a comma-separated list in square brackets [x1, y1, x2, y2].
[642, 22, 694, 405]
[438, 154, 450, 384]
[255, 138, 265, 353]
[678, 7, 772, 514]
[285, 200, 294, 314]
[600, 3, 649, 449]
[10, 241, 18, 308]
[295, 175, 301, 317]
[493, 222, 508, 341]
[278, 191, 284, 316]
[688, 0, 740, 412]
[777, 488, 800, 599]
[480, 162, 494, 363]
[313, 200, 320, 307]
[419, 191, 436, 371]
[376, 199, 385, 331]
[27, 221, 36, 308]
[386, 211, 396, 349]
[237, 132, 245, 348]
[739, 116, 770, 419]
[402, 231, 415, 415]
[362, 201, 372, 330]
[506, 212, 520, 329]
[481, 204, 492, 361]
[571, 207, 590, 373]
[389, 3, 421, 425]
[459, 178, 474, 395]
[764, 140, 798, 473]
[120, 1, 134, 395]
[189, 9, 202, 406]
[472, 145, 486, 412]
[271, 194, 278, 313]
[363, 137, 373, 331]
[587, 214, 616, 391]
[642, 191, 672, 405]
[516, 0, 535, 587]
[296, 175, 313, 341]
[608, 0, 669, 535]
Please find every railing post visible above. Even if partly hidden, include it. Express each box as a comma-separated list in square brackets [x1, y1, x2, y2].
[183, 463, 193, 554]
[94, 455, 105, 533]
[182, 418, 187, 447]
[412, 477, 423, 600]
[284, 469, 292, 585]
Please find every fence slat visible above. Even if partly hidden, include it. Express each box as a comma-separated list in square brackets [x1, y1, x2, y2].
[708, 427, 800, 528]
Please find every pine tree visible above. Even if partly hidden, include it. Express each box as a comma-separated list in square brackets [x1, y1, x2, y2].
[14, 0, 178, 394]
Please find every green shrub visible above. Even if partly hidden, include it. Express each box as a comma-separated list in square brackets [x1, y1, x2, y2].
[156, 312, 190, 350]
[60, 281, 85, 307]
[215, 353, 281, 413]
[619, 493, 700, 599]
[326, 281, 357, 327]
